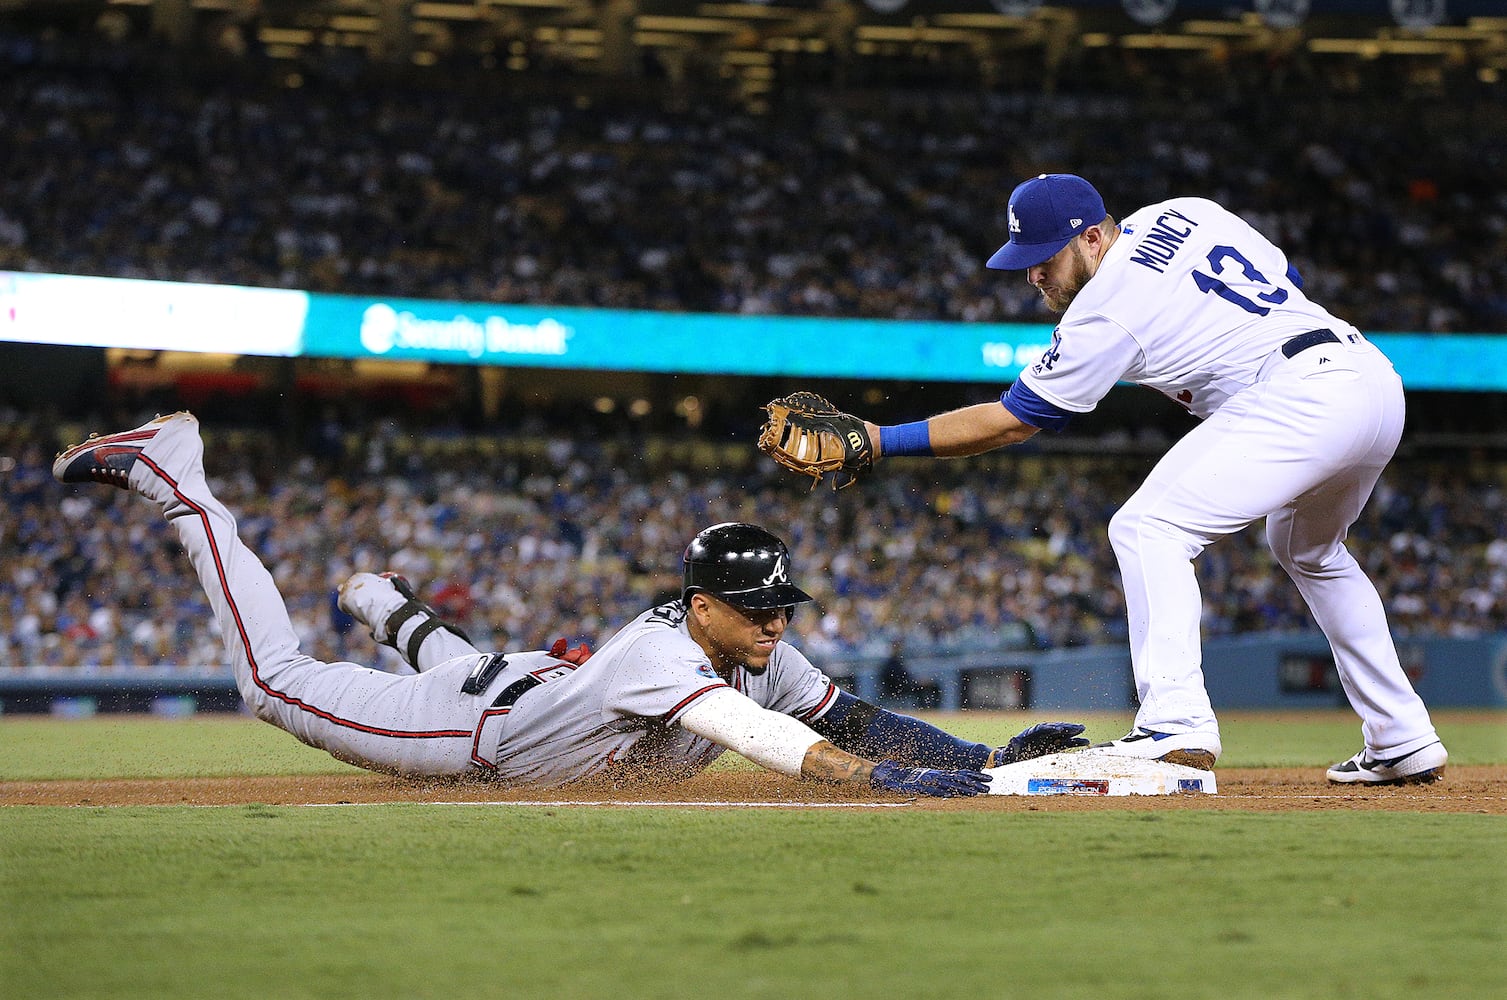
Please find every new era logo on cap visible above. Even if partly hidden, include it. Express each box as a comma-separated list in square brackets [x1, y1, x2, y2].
[987, 173, 1106, 271]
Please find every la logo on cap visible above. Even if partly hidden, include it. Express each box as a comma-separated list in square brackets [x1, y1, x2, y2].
[985, 173, 1107, 272]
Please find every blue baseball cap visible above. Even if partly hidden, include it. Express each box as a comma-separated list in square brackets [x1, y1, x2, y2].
[986, 173, 1106, 270]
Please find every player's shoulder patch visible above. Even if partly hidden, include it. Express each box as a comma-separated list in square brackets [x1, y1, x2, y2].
[645, 601, 688, 628]
[694, 662, 718, 680]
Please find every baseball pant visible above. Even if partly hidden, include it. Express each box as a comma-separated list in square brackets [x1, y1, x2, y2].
[1107, 337, 1440, 756]
[130, 418, 523, 777]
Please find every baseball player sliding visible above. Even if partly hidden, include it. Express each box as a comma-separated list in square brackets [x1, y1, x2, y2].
[760, 173, 1447, 786]
[52, 412, 1086, 795]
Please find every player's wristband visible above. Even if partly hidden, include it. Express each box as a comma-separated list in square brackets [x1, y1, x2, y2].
[878, 420, 932, 457]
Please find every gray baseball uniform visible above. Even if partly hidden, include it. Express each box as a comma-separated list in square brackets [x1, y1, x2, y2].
[485, 602, 838, 786]
[115, 416, 840, 782]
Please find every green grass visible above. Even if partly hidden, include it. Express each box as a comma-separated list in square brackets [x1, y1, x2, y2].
[2, 806, 1503, 1000]
[1, 709, 1501, 781]
[0, 714, 360, 781]
[2, 712, 1504, 999]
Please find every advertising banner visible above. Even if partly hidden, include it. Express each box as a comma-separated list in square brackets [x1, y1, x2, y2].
[4, 273, 1503, 390]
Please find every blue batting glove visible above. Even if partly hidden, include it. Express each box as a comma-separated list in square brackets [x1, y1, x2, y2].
[870, 760, 992, 797]
[990, 722, 1089, 767]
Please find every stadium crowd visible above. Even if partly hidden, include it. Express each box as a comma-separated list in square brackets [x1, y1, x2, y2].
[3, 24, 1504, 676]
[4, 412, 1504, 674]
[1, 26, 1505, 333]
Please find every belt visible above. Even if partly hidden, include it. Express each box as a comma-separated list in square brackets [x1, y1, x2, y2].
[1280, 328, 1340, 359]
[490, 674, 543, 709]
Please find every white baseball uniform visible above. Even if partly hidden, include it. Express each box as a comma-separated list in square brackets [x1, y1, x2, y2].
[1007, 196, 1439, 757]
[125, 417, 840, 784]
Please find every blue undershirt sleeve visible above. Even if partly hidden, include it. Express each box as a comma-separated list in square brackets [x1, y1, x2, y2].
[806, 690, 991, 770]
[1001, 381, 1073, 433]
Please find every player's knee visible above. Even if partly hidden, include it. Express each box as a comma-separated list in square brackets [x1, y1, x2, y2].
[1108, 503, 1148, 557]
[1270, 536, 1347, 578]
[235, 679, 273, 719]
[1109, 502, 1205, 562]
[1266, 529, 1294, 571]
[1107, 504, 1132, 548]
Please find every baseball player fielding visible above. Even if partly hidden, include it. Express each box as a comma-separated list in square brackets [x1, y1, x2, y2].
[760, 172, 1448, 787]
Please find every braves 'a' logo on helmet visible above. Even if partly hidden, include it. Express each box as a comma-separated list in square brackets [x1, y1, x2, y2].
[760, 552, 788, 587]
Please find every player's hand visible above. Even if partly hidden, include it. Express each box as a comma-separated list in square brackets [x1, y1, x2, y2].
[869, 760, 991, 797]
[989, 722, 1089, 767]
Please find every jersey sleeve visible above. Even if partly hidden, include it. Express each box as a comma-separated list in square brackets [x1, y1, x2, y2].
[759, 644, 840, 723]
[1001, 381, 1073, 432]
[600, 630, 731, 725]
[1018, 316, 1144, 414]
[678, 688, 823, 778]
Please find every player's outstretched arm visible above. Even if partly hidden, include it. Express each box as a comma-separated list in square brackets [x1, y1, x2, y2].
[678, 689, 989, 797]
[871, 400, 1040, 461]
[758, 393, 1039, 489]
[808, 690, 1086, 769]
[799, 743, 989, 797]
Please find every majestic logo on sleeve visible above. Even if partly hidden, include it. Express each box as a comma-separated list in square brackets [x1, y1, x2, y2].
[761, 553, 789, 586]
[1032, 329, 1063, 375]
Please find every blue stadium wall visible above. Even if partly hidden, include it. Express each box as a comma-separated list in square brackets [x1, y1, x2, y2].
[831, 633, 1507, 713]
[3, 632, 1502, 715]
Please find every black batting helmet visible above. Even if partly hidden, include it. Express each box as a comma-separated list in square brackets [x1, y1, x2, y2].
[682, 522, 813, 610]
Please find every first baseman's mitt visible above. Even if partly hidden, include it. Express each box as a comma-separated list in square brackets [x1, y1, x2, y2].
[758, 391, 874, 491]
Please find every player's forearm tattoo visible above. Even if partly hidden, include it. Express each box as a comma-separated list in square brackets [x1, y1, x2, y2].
[800, 740, 875, 785]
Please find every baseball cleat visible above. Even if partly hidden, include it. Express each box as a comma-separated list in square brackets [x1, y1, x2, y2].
[1092, 728, 1221, 771]
[1326, 741, 1447, 785]
[52, 411, 196, 489]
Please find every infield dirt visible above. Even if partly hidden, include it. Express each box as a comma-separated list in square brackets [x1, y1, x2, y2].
[4, 766, 1503, 813]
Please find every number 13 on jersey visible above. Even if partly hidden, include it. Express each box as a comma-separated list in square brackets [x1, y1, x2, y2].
[1191, 245, 1290, 316]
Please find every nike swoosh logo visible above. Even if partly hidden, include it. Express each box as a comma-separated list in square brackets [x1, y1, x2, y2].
[1364, 746, 1428, 769]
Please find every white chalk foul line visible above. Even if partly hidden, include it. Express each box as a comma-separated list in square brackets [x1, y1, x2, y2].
[300, 799, 912, 808]
[1219, 793, 1507, 801]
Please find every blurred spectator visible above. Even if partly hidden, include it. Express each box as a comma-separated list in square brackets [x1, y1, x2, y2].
[0, 27, 1503, 332]
[2, 26, 1502, 673]
[2, 414, 1502, 673]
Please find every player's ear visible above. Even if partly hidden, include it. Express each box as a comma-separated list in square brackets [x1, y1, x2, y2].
[1084, 217, 1116, 260]
[687, 591, 716, 624]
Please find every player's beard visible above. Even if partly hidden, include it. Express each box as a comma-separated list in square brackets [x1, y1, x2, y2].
[1038, 242, 1093, 313]
[704, 631, 775, 677]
